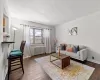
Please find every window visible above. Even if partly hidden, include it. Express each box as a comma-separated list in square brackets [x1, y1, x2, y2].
[30, 28, 43, 44]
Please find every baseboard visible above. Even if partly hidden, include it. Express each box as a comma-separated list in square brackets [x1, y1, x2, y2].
[5, 72, 8, 80]
[87, 59, 100, 64]
[23, 56, 31, 59]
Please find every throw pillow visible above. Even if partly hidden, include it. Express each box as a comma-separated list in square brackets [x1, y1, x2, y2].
[60, 44, 66, 50]
[77, 45, 80, 51]
[63, 44, 66, 50]
[67, 47, 73, 52]
[73, 46, 77, 53]
[73, 45, 80, 53]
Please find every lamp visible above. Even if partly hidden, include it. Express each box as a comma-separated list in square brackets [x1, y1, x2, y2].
[12, 27, 18, 49]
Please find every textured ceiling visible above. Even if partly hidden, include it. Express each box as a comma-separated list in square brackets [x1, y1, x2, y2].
[8, 0, 100, 26]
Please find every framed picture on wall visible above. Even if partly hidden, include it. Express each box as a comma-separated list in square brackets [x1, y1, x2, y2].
[68, 27, 78, 35]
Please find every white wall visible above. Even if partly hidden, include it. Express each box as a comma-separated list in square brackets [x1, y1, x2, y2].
[56, 11, 100, 63]
[0, 0, 9, 80]
[0, 0, 10, 80]
[10, 18, 55, 57]
[0, 0, 3, 42]
[0, 0, 4, 80]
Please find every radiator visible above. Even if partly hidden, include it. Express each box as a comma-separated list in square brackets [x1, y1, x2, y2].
[34, 46, 45, 55]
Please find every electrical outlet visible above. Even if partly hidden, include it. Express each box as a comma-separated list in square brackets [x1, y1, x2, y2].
[92, 56, 94, 59]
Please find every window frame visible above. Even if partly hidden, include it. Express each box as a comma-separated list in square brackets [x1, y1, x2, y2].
[30, 28, 44, 44]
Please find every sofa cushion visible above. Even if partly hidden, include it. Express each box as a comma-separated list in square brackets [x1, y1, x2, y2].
[66, 52, 80, 59]
[79, 45, 86, 50]
[67, 44, 71, 48]
[11, 49, 21, 52]
[10, 51, 22, 56]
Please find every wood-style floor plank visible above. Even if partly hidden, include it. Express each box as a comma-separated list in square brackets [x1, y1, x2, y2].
[10, 55, 51, 80]
[9, 54, 100, 80]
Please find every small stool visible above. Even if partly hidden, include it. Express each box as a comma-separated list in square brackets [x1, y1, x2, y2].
[8, 41, 26, 80]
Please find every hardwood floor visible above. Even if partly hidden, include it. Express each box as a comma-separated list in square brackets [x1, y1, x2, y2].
[10, 55, 51, 80]
[85, 61, 100, 80]
[9, 54, 100, 80]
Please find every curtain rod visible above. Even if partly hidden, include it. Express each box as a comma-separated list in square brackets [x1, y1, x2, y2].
[20, 24, 52, 30]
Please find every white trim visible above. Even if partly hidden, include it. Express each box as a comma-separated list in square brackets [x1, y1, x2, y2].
[87, 59, 100, 64]
[23, 56, 31, 59]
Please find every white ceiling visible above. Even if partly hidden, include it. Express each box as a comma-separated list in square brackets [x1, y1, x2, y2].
[8, 0, 100, 26]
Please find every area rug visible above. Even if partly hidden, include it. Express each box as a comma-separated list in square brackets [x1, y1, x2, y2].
[35, 56, 95, 80]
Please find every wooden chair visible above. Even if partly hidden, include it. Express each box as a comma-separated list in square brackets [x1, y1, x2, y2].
[8, 41, 26, 80]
